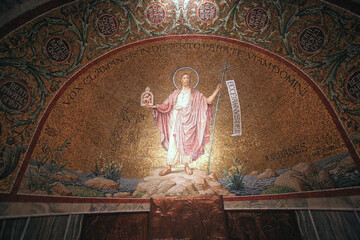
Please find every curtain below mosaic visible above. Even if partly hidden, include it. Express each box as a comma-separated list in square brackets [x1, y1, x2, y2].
[0, 215, 83, 240]
[0, 0, 359, 200]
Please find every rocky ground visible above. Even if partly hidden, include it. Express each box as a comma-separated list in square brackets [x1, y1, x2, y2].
[132, 168, 235, 198]
[23, 151, 359, 198]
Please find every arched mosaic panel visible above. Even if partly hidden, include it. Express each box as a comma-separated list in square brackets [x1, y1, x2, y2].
[0, 0, 359, 201]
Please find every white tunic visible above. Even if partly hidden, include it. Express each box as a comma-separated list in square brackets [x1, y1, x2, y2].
[166, 89, 192, 165]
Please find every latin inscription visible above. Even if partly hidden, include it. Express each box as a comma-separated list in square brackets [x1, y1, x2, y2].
[298, 26, 325, 54]
[246, 7, 269, 32]
[197, 1, 218, 23]
[110, 106, 146, 154]
[146, 3, 166, 25]
[63, 42, 309, 105]
[265, 143, 308, 163]
[0, 80, 30, 111]
[45, 36, 71, 63]
[246, 53, 309, 97]
[346, 69, 360, 101]
[97, 13, 119, 37]
[226, 80, 242, 136]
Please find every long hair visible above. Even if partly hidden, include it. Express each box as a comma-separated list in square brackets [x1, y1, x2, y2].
[180, 72, 191, 86]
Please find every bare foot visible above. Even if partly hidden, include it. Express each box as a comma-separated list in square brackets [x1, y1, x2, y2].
[159, 168, 172, 176]
[185, 165, 193, 175]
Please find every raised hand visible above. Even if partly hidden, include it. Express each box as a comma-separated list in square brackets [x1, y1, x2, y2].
[144, 104, 156, 109]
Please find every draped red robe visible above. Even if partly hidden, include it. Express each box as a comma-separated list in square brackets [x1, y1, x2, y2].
[153, 88, 213, 161]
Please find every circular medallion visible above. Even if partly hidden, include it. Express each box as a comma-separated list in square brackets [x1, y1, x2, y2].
[345, 69, 360, 101]
[245, 7, 269, 32]
[0, 80, 31, 112]
[145, 3, 167, 25]
[96, 13, 119, 37]
[44, 36, 71, 63]
[197, 1, 218, 23]
[172, 67, 200, 89]
[298, 26, 326, 54]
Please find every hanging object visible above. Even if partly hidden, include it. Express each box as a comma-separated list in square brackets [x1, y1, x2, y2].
[141, 87, 154, 106]
[226, 80, 242, 137]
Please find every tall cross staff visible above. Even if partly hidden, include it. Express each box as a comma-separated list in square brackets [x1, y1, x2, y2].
[207, 60, 232, 175]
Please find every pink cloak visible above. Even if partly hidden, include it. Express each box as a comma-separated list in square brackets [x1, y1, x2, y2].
[153, 88, 213, 161]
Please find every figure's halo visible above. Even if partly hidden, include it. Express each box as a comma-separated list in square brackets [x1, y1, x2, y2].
[172, 66, 200, 89]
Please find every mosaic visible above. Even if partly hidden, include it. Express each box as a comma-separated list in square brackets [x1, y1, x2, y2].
[197, 1, 218, 23]
[96, 13, 120, 37]
[0, 0, 359, 202]
[245, 7, 269, 32]
[146, 2, 167, 25]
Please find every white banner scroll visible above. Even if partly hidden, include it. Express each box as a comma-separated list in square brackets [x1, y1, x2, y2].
[226, 80, 242, 136]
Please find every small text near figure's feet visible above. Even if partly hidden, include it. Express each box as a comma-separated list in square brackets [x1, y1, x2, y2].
[159, 167, 172, 176]
[185, 164, 193, 175]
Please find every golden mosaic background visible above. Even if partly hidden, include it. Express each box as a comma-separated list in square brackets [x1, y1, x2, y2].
[19, 39, 346, 179]
[0, 0, 359, 196]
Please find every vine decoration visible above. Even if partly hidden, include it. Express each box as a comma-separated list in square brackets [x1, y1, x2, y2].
[0, 2, 99, 141]
[0, 0, 165, 181]
[88, 0, 171, 56]
[0, 0, 359, 182]
[272, 0, 360, 133]
[177, 1, 276, 47]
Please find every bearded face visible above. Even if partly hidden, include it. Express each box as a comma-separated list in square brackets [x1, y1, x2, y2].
[181, 74, 191, 87]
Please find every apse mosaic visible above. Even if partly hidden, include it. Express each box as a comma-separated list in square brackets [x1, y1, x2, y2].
[0, 0, 360, 200]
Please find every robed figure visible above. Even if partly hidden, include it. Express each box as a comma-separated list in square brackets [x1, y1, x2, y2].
[147, 72, 222, 176]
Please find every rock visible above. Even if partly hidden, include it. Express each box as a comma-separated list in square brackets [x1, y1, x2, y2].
[152, 193, 166, 198]
[76, 170, 85, 175]
[317, 170, 336, 189]
[324, 162, 338, 170]
[167, 184, 191, 196]
[213, 188, 230, 195]
[257, 169, 278, 179]
[192, 176, 208, 190]
[147, 185, 158, 195]
[292, 162, 318, 175]
[51, 183, 72, 196]
[199, 188, 216, 195]
[32, 190, 49, 195]
[105, 193, 113, 198]
[274, 170, 308, 191]
[249, 171, 259, 176]
[57, 171, 79, 182]
[136, 180, 161, 193]
[330, 167, 342, 175]
[275, 166, 337, 191]
[133, 168, 232, 198]
[206, 179, 222, 188]
[113, 192, 132, 198]
[142, 193, 150, 199]
[214, 188, 236, 196]
[329, 156, 356, 175]
[172, 178, 196, 195]
[208, 172, 218, 181]
[135, 181, 151, 193]
[157, 180, 176, 193]
[84, 177, 120, 190]
[340, 155, 356, 169]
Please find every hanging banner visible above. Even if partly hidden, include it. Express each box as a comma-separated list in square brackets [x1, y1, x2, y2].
[226, 80, 242, 136]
